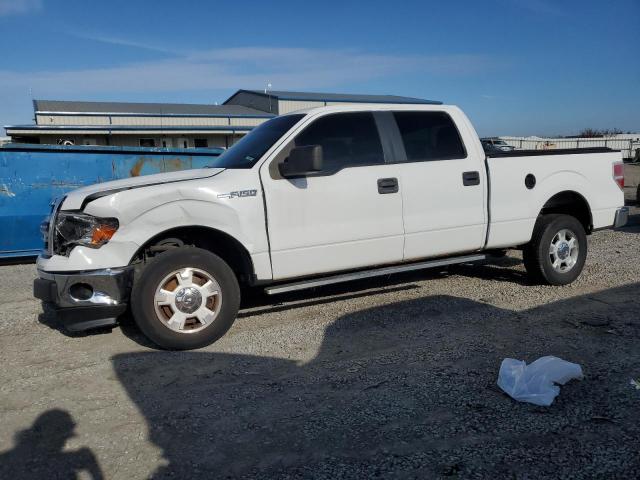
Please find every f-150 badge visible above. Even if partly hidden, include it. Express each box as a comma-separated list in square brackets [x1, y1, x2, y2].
[217, 189, 257, 199]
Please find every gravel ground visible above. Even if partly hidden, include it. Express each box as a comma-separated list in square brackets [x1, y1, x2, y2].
[0, 197, 639, 479]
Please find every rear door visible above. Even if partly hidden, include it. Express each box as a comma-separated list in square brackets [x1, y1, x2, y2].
[390, 110, 487, 260]
[260, 111, 404, 280]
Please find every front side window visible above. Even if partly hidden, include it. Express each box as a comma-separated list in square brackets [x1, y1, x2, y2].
[394, 111, 466, 161]
[294, 112, 384, 171]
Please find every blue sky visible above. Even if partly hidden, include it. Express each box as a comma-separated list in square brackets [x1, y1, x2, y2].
[0, 0, 638, 136]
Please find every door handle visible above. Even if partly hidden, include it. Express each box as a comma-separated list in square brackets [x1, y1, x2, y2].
[377, 177, 399, 194]
[462, 171, 480, 186]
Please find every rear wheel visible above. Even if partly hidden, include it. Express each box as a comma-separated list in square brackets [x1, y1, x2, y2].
[523, 214, 587, 286]
[131, 247, 240, 350]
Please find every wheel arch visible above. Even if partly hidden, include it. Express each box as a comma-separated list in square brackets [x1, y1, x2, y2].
[539, 190, 593, 233]
[130, 225, 256, 285]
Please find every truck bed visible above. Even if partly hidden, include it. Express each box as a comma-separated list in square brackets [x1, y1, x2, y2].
[485, 148, 623, 249]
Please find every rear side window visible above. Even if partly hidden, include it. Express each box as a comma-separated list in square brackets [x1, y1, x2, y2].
[393, 111, 466, 161]
[294, 112, 384, 171]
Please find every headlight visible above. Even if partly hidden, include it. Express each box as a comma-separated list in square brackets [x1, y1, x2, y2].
[54, 212, 119, 255]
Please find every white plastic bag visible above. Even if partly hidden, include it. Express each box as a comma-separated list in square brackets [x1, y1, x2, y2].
[497, 356, 583, 406]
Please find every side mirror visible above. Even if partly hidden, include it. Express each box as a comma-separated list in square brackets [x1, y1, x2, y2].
[279, 145, 323, 178]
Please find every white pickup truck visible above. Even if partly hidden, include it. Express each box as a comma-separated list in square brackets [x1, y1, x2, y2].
[34, 104, 628, 349]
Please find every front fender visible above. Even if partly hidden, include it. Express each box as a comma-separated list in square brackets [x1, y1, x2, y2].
[39, 199, 264, 272]
[118, 199, 255, 260]
[40, 171, 270, 273]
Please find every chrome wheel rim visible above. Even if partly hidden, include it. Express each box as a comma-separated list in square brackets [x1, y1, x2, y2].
[153, 268, 222, 333]
[549, 229, 579, 273]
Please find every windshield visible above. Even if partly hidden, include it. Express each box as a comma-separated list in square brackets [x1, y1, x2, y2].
[494, 140, 507, 145]
[210, 114, 305, 169]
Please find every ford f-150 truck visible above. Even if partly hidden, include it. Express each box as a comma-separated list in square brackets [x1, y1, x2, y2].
[34, 104, 628, 349]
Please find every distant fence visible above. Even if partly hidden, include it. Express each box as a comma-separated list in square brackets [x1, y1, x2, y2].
[501, 137, 640, 160]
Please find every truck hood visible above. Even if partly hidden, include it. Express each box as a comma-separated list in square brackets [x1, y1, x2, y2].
[61, 168, 225, 210]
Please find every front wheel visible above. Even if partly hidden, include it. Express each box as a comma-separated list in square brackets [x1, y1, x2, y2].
[131, 247, 240, 350]
[523, 214, 587, 286]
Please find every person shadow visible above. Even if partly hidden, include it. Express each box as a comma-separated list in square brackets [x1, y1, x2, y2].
[112, 281, 640, 478]
[0, 409, 103, 480]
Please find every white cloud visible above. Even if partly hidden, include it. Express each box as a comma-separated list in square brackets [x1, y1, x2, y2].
[0, 47, 495, 96]
[0, 0, 42, 16]
[66, 32, 184, 56]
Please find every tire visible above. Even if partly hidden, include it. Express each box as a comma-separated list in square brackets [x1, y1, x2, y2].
[523, 214, 587, 286]
[131, 247, 240, 350]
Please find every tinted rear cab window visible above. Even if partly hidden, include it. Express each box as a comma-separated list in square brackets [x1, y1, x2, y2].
[294, 112, 384, 171]
[393, 111, 466, 161]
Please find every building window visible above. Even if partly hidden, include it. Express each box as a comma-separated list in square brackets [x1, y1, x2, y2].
[139, 138, 155, 147]
[194, 138, 208, 148]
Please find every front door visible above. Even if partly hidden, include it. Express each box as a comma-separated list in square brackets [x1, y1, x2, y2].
[260, 111, 404, 280]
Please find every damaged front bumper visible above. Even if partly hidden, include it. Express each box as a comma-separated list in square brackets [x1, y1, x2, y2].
[33, 267, 133, 331]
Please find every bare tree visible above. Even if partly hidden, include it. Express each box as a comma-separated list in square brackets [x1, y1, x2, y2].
[578, 128, 623, 138]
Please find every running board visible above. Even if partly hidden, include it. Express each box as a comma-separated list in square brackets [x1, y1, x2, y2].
[264, 253, 489, 295]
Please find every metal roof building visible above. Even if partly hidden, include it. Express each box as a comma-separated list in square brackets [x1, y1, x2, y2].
[224, 89, 441, 115]
[5, 99, 274, 148]
[4, 90, 441, 148]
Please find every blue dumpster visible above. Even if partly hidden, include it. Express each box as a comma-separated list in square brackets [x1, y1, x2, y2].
[0, 143, 224, 258]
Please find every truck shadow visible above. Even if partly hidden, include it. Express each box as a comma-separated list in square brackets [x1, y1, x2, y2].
[445, 255, 529, 285]
[112, 282, 640, 478]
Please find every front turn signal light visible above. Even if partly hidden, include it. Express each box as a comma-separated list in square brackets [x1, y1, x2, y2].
[91, 224, 118, 246]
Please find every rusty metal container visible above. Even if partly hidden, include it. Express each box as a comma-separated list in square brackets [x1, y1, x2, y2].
[0, 143, 223, 258]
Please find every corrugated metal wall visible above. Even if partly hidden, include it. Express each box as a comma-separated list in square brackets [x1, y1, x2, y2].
[0, 144, 224, 257]
[111, 116, 230, 126]
[229, 117, 266, 127]
[278, 100, 325, 114]
[37, 115, 107, 125]
[36, 114, 268, 128]
[224, 91, 275, 113]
